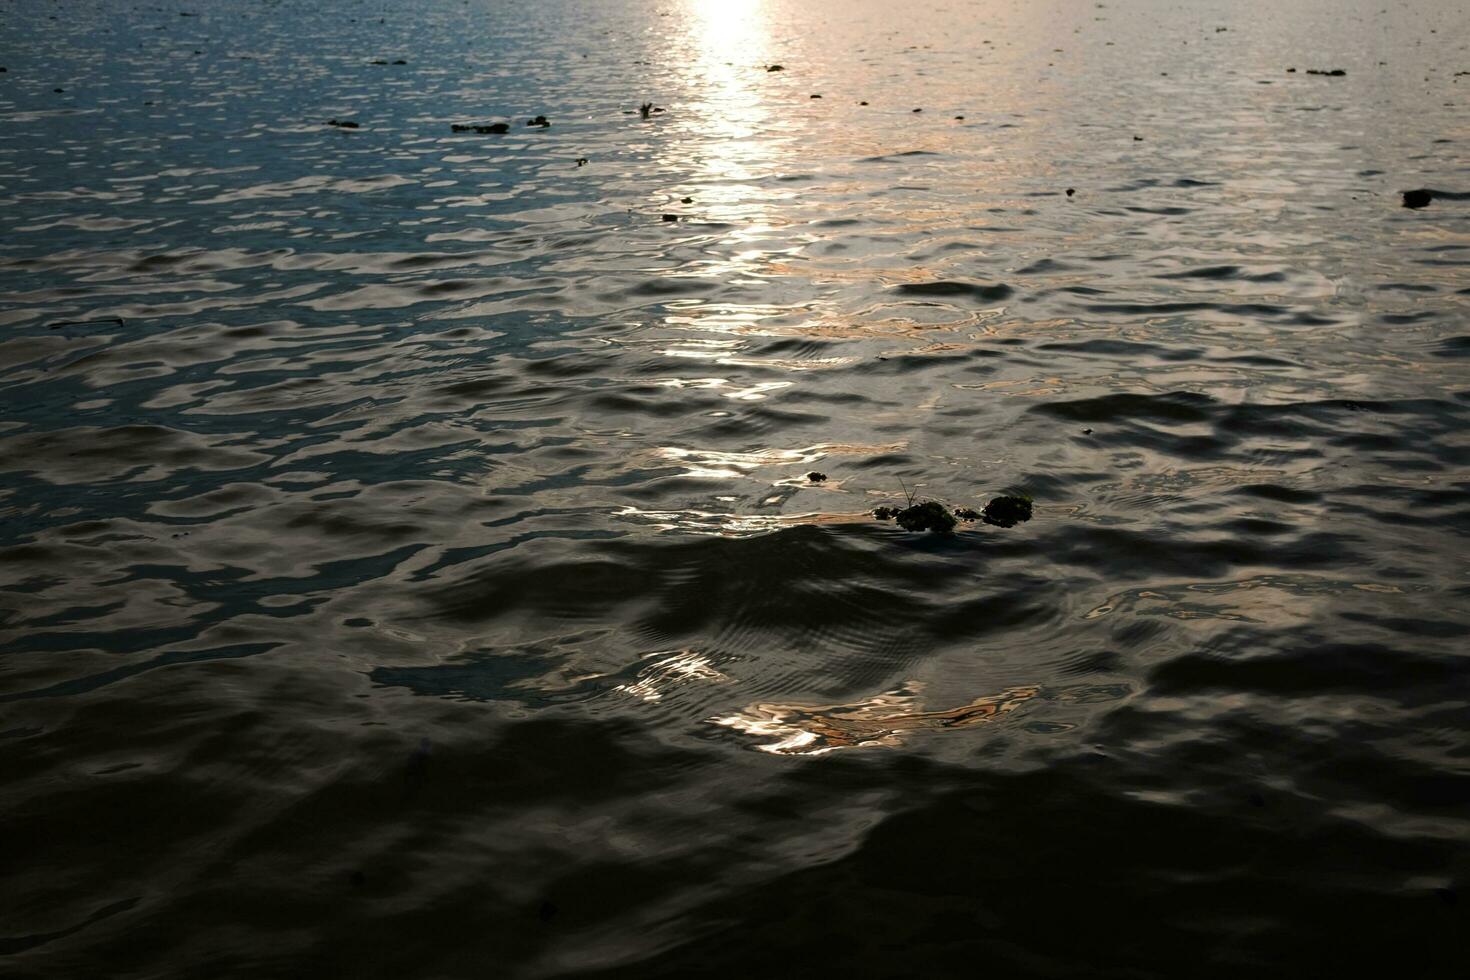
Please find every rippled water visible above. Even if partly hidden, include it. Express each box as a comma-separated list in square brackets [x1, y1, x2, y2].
[3, 0, 1468, 975]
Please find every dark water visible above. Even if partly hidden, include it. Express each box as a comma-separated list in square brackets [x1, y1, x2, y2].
[3, 0, 1469, 975]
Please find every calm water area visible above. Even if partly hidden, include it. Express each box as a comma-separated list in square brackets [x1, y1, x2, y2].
[2, 0, 1468, 976]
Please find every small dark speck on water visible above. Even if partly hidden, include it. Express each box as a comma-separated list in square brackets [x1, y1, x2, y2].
[1066, 187, 1075, 196]
[1402, 189, 1433, 209]
[662, 214, 678, 221]
[681, 196, 693, 203]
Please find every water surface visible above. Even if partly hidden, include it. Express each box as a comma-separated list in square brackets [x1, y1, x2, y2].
[2, 0, 1468, 976]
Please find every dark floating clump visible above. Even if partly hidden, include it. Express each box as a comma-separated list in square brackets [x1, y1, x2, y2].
[810, 93, 822, 99]
[1402, 189, 1433, 209]
[894, 501, 957, 534]
[859, 100, 869, 105]
[681, 196, 693, 203]
[1066, 187, 1075, 196]
[806, 471, 827, 483]
[981, 495, 1033, 528]
[392, 59, 407, 65]
[766, 64, 784, 72]
[954, 507, 981, 521]
[370, 59, 389, 65]
[640, 102, 653, 119]
[576, 157, 588, 166]
[662, 214, 679, 222]
[452, 122, 509, 134]
[527, 115, 550, 127]
[1306, 68, 1346, 76]
[327, 119, 359, 128]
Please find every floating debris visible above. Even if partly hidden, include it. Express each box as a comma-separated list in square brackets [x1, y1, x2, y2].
[810, 93, 822, 99]
[766, 64, 784, 72]
[662, 214, 679, 222]
[576, 157, 588, 166]
[1402, 189, 1433, 209]
[452, 122, 509, 134]
[981, 495, 1033, 528]
[912, 107, 923, 112]
[859, 100, 869, 105]
[1066, 187, 1075, 196]
[1306, 68, 1346, 76]
[806, 471, 828, 483]
[680, 196, 693, 203]
[527, 114, 550, 127]
[326, 119, 359, 129]
[954, 507, 981, 521]
[896, 501, 958, 533]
